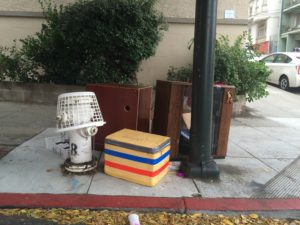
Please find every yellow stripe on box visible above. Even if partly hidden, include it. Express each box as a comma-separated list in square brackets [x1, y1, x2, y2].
[104, 154, 170, 171]
[105, 143, 170, 159]
[104, 166, 169, 187]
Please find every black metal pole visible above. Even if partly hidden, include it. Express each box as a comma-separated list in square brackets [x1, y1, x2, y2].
[183, 0, 219, 178]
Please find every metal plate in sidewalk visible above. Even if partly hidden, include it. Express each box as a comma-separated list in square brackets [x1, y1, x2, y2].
[252, 156, 300, 198]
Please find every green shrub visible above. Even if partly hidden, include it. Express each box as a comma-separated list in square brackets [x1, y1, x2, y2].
[167, 65, 192, 82]
[214, 34, 270, 102]
[0, 0, 167, 84]
[0, 43, 40, 82]
[167, 33, 270, 102]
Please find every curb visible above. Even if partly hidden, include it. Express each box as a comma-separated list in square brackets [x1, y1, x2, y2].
[1, 193, 300, 213]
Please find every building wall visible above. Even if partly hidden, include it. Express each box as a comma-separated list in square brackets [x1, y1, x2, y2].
[266, 17, 280, 41]
[217, 0, 248, 20]
[137, 23, 194, 86]
[217, 24, 248, 39]
[279, 0, 300, 52]
[0, 0, 248, 19]
[266, 0, 281, 42]
[248, 0, 281, 53]
[156, 0, 195, 19]
[0, 0, 73, 12]
[0, 0, 248, 86]
[0, 17, 42, 47]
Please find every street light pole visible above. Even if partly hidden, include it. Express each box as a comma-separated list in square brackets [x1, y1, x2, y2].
[183, 0, 220, 178]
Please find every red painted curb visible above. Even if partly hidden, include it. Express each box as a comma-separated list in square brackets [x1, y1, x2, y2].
[0, 194, 300, 212]
[0, 193, 184, 211]
[184, 198, 300, 211]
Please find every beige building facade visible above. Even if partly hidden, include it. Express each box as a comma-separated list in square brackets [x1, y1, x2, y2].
[279, 0, 300, 52]
[248, 0, 281, 53]
[0, 0, 248, 85]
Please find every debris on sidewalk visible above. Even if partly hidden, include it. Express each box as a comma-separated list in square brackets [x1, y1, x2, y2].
[0, 208, 299, 225]
[45, 134, 69, 160]
[128, 213, 141, 225]
[169, 161, 181, 171]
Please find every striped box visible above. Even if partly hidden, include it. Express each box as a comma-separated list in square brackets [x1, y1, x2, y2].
[104, 129, 170, 186]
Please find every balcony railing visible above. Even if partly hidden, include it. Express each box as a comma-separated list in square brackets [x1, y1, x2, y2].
[284, 0, 300, 10]
[281, 24, 300, 33]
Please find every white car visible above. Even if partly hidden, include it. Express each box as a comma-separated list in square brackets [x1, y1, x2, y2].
[260, 52, 300, 90]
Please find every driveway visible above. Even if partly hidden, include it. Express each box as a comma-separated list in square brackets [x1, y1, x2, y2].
[247, 84, 300, 120]
[234, 84, 300, 134]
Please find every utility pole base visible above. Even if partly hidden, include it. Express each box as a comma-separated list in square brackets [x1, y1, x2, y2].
[183, 160, 220, 179]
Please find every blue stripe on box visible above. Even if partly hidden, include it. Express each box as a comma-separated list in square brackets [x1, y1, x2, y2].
[104, 149, 170, 165]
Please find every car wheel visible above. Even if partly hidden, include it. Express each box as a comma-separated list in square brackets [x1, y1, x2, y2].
[279, 76, 289, 90]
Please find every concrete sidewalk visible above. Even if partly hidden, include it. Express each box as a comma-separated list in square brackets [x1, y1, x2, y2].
[0, 85, 300, 216]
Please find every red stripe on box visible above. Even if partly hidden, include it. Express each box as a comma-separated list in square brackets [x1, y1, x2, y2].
[105, 160, 169, 177]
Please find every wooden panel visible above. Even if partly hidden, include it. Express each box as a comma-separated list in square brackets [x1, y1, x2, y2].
[153, 82, 234, 159]
[152, 81, 172, 135]
[86, 84, 152, 150]
[137, 87, 152, 131]
[167, 83, 187, 158]
[152, 80, 191, 159]
[215, 85, 235, 158]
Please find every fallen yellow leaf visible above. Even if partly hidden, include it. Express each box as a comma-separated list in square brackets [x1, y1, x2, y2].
[249, 213, 259, 219]
[222, 218, 234, 225]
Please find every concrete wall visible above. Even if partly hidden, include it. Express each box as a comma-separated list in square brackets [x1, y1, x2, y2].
[217, 0, 248, 20]
[0, 0, 248, 19]
[0, 81, 84, 104]
[138, 22, 248, 86]
[217, 23, 248, 40]
[156, 0, 195, 19]
[158, 0, 249, 20]
[137, 23, 194, 86]
[0, 0, 248, 86]
[0, 17, 42, 47]
[0, 0, 74, 12]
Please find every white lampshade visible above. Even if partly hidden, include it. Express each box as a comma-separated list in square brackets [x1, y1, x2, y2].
[56, 92, 105, 132]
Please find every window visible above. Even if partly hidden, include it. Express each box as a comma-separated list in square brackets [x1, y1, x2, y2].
[262, 54, 276, 63]
[274, 54, 292, 63]
[257, 24, 266, 39]
[224, 10, 235, 19]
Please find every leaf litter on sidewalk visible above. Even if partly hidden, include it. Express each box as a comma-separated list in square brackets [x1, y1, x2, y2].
[0, 208, 299, 225]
